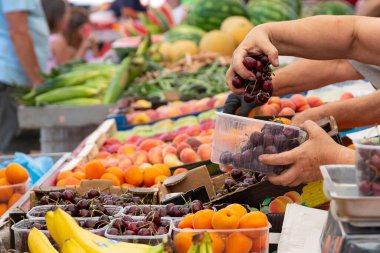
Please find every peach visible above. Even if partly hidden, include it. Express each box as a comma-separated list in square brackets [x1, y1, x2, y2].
[290, 94, 307, 109]
[284, 191, 302, 204]
[133, 150, 149, 166]
[148, 146, 163, 164]
[126, 135, 141, 144]
[306, 96, 324, 107]
[340, 92, 354, 100]
[278, 107, 295, 116]
[162, 145, 178, 157]
[130, 112, 151, 124]
[297, 104, 311, 112]
[197, 136, 213, 144]
[268, 96, 281, 105]
[197, 144, 211, 161]
[173, 134, 190, 146]
[260, 104, 276, 116]
[104, 158, 119, 168]
[160, 107, 182, 118]
[276, 196, 293, 205]
[117, 144, 137, 155]
[270, 103, 281, 114]
[96, 151, 110, 159]
[173, 168, 189, 175]
[139, 139, 165, 152]
[140, 163, 153, 169]
[164, 154, 184, 167]
[145, 109, 160, 121]
[186, 124, 202, 136]
[280, 99, 296, 111]
[180, 148, 200, 164]
[269, 199, 286, 214]
[179, 104, 194, 115]
[185, 137, 202, 150]
[176, 143, 192, 156]
[118, 157, 133, 170]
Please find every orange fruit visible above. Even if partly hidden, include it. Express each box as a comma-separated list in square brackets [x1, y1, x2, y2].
[124, 167, 143, 187]
[210, 232, 225, 253]
[143, 167, 163, 187]
[100, 173, 121, 186]
[154, 175, 168, 184]
[5, 163, 29, 184]
[121, 183, 134, 188]
[0, 204, 7, 216]
[178, 214, 195, 229]
[153, 164, 171, 177]
[57, 170, 73, 181]
[250, 233, 268, 252]
[56, 179, 66, 187]
[173, 168, 188, 175]
[85, 160, 106, 179]
[211, 208, 240, 229]
[239, 211, 268, 229]
[225, 204, 247, 218]
[192, 209, 215, 229]
[0, 169, 6, 178]
[174, 231, 194, 253]
[150, 184, 158, 188]
[226, 232, 252, 253]
[8, 193, 22, 207]
[64, 177, 81, 186]
[72, 171, 86, 180]
[0, 178, 13, 202]
[106, 167, 125, 184]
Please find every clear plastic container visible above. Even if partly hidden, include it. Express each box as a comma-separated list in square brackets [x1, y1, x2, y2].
[123, 205, 217, 219]
[172, 220, 271, 253]
[104, 216, 173, 245]
[354, 138, 380, 196]
[11, 218, 108, 253]
[211, 112, 307, 175]
[26, 205, 123, 220]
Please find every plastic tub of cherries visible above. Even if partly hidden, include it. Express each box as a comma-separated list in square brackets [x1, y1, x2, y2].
[104, 214, 173, 245]
[211, 112, 308, 175]
[354, 136, 380, 196]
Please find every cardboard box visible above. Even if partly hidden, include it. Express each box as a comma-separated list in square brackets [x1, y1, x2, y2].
[30, 179, 158, 208]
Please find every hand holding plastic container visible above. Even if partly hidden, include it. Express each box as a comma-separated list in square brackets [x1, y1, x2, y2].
[211, 112, 307, 175]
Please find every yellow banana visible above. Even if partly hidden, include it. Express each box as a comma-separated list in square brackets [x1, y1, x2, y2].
[28, 227, 58, 253]
[61, 238, 87, 253]
[45, 211, 65, 247]
[53, 208, 152, 253]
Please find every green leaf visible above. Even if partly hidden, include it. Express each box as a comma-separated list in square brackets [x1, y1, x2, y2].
[261, 206, 270, 212]
[250, 207, 259, 212]
[262, 197, 273, 206]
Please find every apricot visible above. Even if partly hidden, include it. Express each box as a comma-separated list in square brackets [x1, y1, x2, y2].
[250, 233, 268, 252]
[154, 175, 168, 184]
[209, 232, 225, 253]
[143, 166, 163, 187]
[117, 144, 137, 155]
[57, 170, 73, 181]
[269, 199, 286, 214]
[280, 99, 296, 111]
[96, 151, 111, 159]
[211, 208, 240, 229]
[173, 134, 190, 146]
[64, 176, 81, 186]
[162, 145, 177, 157]
[133, 150, 149, 166]
[85, 160, 106, 179]
[197, 144, 211, 161]
[0, 178, 13, 202]
[56, 179, 66, 187]
[0, 204, 7, 216]
[268, 96, 281, 105]
[173, 168, 189, 175]
[176, 143, 192, 156]
[153, 164, 171, 177]
[260, 104, 276, 116]
[278, 107, 295, 116]
[290, 94, 307, 109]
[226, 232, 252, 253]
[276, 196, 293, 205]
[180, 148, 200, 164]
[178, 213, 195, 229]
[121, 183, 135, 188]
[8, 193, 22, 207]
[148, 147, 163, 164]
[306, 96, 324, 107]
[239, 211, 268, 229]
[192, 209, 215, 229]
[6, 163, 29, 184]
[297, 104, 311, 112]
[72, 171, 86, 180]
[124, 167, 144, 187]
[118, 157, 133, 170]
[284, 191, 302, 204]
[226, 204, 247, 218]
[100, 173, 120, 186]
[0, 169, 6, 178]
[106, 167, 124, 184]
[164, 154, 184, 168]
[174, 231, 194, 253]
[139, 139, 164, 152]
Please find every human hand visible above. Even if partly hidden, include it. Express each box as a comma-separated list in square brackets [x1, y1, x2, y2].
[223, 93, 261, 117]
[291, 107, 324, 127]
[259, 120, 354, 186]
[226, 25, 280, 94]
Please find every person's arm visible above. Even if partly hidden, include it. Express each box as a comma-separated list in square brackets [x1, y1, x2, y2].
[356, 0, 380, 16]
[292, 89, 380, 128]
[259, 120, 355, 186]
[272, 59, 363, 96]
[227, 15, 380, 92]
[6, 12, 43, 86]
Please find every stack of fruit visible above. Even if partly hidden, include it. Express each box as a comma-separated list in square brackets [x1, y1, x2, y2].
[0, 163, 29, 216]
[174, 204, 270, 253]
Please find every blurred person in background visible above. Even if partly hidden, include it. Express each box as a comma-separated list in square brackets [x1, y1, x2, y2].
[0, 0, 49, 152]
[108, 0, 147, 19]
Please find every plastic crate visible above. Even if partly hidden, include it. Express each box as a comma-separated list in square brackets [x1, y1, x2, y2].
[211, 112, 307, 175]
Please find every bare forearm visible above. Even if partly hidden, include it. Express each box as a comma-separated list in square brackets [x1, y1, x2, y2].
[273, 59, 363, 96]
[263, 16, 380, 65]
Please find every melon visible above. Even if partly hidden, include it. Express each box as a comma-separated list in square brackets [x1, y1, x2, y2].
[169, 40, 199, 62]
[165, 25, 205, 45]
[221, 16, 254, 46]
[309, 1, 355, 16]
[247, 0, 299, 25]
[199, 30, 235, 56]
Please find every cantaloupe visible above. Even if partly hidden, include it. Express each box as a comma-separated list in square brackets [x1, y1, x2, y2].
[169, 40, 199, 62]
[199, 30, 235, 56]
[221, 16, 254, 46]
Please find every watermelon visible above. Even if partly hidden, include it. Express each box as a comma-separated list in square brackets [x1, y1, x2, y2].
[247, 0, 299, 25]
[185, 0, 249, 31]
[165, 25, 206, 44]
[309, 1, 355, 16]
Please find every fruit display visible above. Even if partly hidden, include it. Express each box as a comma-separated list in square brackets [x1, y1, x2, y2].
[259, 191, 302, 214]
[212, 112, 307, 175]
[105, 215, 171, 238]
[247, 0, 299, 26]
[307, 0, 355, 16]
[355, 137, 380, 196]
[123, 200, 206, 218]
[165, 25, 206, 45]
[232, 54, 273, 106]
[125, 95, 227, 125]
[0, 163, 29, 216]
[186, 0, 249, 31]
[173, 204, 270, 253]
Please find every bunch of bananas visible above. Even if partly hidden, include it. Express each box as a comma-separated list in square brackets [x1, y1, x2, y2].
[187, 233, 214, 253]
[27, 208, 174, 253]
